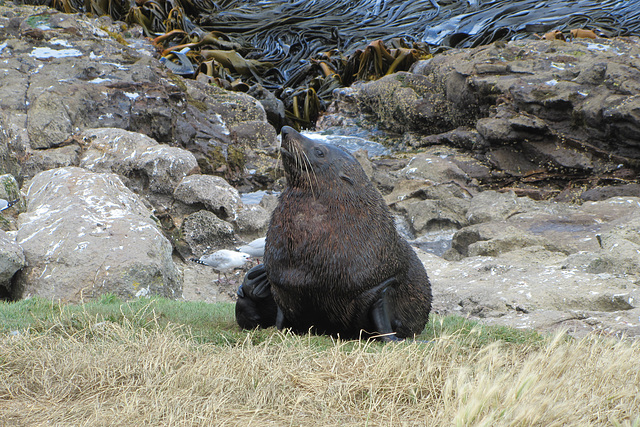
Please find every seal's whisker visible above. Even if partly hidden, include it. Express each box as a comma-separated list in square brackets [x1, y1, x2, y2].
[295, 145, 304, 181]
[295, 143, 311, 195]
[292, 143, 300, 172]
[299, 146, 320, 194]
[275, 146, 283, 180]
[300, 149, 318, 198]
[291, 143, 303, 185]
[298, 146, 316, 199]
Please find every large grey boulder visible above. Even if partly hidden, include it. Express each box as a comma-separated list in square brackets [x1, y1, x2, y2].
[13, 167, 181, 301]
[409, 37, 640, 163]
[349, 72, 467, 135]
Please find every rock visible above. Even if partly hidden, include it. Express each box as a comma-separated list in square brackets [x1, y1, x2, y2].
[579, 184, 640, 201]
[247, 84, 285, 130]
[386, 178, 472, 235]
[476, 109, 549, 144]
[229, 120, 278, 150]
[521, 139, 595, 172]
[601, 208, 640, 245]
[185, 80, 267, 129]
[447, 222, 563, 259]
[181, 79, 277, 178]
[397, 153, 472, 185]
[466, 190, 527, 224]
[258, 193, 279, 214]
[485, 146, 539, 177]
[79, 128, 199, 194]
[405, 127, 484, 151]
[352, 72, 474, 134]
[27, 90, 73, 150]
[137, 147, 198, 194]
[447, 196, 640, 259]
[563, 242, 640, 276]
[13, 167, 180, 301]
[173, 174, 243, 221]
[401, 198, 469, 234]
[421, 196, 640, 336]
[0, 174, 22, 204]
[0, 230, 26, 296]
[21, 144, 81, 180]
[0, 174, 24, 231]
[235, 204, 270, 236]
[181, 210, 236, 257]
[0, 114, 24, 181]
[386, 179, 470, 204]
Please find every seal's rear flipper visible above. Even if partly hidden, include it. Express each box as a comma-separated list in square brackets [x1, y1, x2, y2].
[370, 279, 401, 342]
[235, 264, 278, 330]
[275, 306, 287, 330]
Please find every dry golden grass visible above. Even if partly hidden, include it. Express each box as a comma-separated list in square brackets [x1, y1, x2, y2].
[1, 318, 639, 426]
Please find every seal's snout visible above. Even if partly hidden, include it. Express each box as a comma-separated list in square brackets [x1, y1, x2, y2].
[280, 126, 298, 145]
[281, 126, 295, 137]
[280, 126, 301, 156]
[280, 126, 293, 155]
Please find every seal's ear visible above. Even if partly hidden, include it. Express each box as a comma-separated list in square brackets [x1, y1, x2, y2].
[340, 174, 355, 185]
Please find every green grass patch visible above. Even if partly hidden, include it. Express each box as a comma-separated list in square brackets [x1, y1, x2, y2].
[426, 313, 545, 347]
[0, 294, 545, 348]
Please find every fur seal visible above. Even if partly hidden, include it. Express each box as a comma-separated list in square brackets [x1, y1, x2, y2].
[235, 126, 432, 341]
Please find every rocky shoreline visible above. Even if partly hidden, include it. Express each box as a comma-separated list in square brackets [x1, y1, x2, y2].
[1, 5, 639, 338]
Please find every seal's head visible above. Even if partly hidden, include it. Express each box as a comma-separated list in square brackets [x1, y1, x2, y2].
[280, 126, 367, 192]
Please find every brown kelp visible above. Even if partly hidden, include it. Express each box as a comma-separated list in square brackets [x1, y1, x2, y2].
[32, 0, 640, 128]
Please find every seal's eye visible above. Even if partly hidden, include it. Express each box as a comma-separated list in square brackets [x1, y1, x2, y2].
[340, 174, 355, 185]
[315, 148, 324, 158]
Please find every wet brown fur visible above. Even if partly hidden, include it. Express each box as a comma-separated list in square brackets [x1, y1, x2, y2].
[264, 127, 432, 339]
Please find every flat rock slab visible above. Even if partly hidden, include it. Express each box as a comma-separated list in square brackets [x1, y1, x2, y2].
[422, 247, 640, 338]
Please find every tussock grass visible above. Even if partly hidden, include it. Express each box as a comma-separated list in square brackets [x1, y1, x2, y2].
[1, 298, 639, 425]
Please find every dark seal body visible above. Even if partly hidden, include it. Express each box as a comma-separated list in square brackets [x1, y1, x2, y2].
[261, 126, 431, 340]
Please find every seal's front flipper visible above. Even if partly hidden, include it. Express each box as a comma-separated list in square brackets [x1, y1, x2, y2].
[370, 278, 401, 342]
[235, 264, 278, 330]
